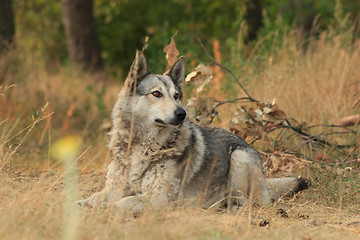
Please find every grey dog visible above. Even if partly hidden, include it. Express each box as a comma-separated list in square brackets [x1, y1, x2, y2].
[78, 51, 308, 212]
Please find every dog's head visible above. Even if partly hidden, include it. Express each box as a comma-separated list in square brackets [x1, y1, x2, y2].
[123, 51, 187, 127]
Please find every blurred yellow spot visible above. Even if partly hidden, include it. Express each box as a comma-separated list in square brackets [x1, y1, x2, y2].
[51, 135, 82, 159]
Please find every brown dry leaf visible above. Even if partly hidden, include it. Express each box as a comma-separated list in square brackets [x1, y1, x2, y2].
[230, 100, 288, 141]
[185, 64, 213, 93]
[270, 104, 286, 119]
[338, 114, 360, 126]
[186, 97, 217, 126]
[163, 37, 179, 66]
[229, 121, 263, 140]
[185, 71, 201, 83]
[263, 151, 307, 176]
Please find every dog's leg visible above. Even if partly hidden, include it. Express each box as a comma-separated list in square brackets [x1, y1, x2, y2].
[109, 195, 146, 213]
[228, 150, 272, 206]
[76, 190, 112, 208]
[76, 186, 125, 208]
[110, 192, 169, 214]
[77, 161, 127, 207]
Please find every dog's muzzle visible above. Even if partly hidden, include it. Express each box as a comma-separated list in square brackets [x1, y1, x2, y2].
[170, 108, 186, 126]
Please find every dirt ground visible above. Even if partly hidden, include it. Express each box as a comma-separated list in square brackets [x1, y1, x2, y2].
[0, 169, 359, 240]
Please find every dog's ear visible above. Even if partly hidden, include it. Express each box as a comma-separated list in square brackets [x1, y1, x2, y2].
[126, 50, 150, 88]
[168, 56, 185, 88]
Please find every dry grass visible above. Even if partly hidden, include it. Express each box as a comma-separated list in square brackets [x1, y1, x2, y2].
[0, 170, 359, 240]
[248, 32, 360, 125]
[1, 29, 360, 239]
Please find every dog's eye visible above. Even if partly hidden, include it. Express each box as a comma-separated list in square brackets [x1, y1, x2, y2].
[174, 92, 179, 99]
[152, 91, 162, 98]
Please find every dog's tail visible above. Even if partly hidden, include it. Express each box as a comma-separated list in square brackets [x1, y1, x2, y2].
[267, 177, 309, 201]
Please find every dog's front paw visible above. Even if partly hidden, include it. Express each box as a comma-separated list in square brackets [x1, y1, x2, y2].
[76, 192, 109, 208]
[110, 196, 146, 214]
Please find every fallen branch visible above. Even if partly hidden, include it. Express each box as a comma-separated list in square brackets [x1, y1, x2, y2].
[266, 119, 356, 149]
[205, 97, 254, 118]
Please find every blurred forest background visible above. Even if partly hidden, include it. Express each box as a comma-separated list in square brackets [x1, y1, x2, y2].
[1, 0, 359, 73]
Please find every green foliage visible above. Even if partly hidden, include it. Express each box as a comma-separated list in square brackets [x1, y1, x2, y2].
[247, 0, 358, 61]
[259, 0, 356, 32]
[14, 0, 67, 66]
[94, 0, 246, 74]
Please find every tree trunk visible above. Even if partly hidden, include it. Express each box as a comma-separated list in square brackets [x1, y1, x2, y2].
[61, 0, 103, 72]
[245, 0, 263, 42]
[0, 0, 15, 52]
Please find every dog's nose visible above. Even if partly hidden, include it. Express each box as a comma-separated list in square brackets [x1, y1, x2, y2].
[174, 108, 186, 121]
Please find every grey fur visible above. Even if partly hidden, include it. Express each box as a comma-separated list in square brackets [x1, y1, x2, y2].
[78, 51, 308, 212]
